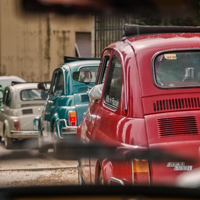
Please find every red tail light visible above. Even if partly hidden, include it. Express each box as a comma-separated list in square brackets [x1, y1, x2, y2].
[14, 120, 19, 131]
[68, 111, 76, 126]
[132, 159, 150, 185]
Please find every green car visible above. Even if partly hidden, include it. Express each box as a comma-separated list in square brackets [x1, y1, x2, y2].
[38, 57, 100, 153]
[0, 86, 4, 106]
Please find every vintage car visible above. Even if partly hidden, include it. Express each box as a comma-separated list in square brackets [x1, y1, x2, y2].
[77, 24, 200, 186]
[38, 57, 100, 153]
[0, 82, 47, 149]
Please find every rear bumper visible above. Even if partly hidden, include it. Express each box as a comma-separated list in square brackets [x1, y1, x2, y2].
[10, 130, 39, 139]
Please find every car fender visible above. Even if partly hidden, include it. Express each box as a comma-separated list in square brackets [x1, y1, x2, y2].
[3, 120, 10, 137]
[95, 159, 114, 184]
[51, 113, 59, 133]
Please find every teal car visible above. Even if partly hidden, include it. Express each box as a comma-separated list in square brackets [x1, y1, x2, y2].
[38, 57, 100, 153]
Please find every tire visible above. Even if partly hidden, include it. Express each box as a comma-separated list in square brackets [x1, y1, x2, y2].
[38, 134, 48, 153]
[4, 135, 13, 149]
[78, 161, 85, 185]
[99, 169, 104, 185]
[0, 135, 2, 142]
[52, 123, 59, 153]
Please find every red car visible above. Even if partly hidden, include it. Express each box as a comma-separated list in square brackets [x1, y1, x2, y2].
[77, 24, 200, 186]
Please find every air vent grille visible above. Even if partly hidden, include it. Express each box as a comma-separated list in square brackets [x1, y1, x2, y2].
[22, 109, 33, 115]
[154, 98, 200, 112]
[158, 116, 198, 137]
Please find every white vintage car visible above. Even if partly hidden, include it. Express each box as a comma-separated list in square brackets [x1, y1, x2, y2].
[0, 82, 47, 149]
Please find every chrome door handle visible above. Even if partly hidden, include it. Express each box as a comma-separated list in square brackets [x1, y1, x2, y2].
[47, 100, 53, 104]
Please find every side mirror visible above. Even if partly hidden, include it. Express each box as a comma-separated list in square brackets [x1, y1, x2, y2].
[73, 71, 92, 84]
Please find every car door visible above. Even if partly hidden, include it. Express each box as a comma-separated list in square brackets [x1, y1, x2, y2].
[44, 69, 64, 139]
[89, 52, 127, 184]
[80, 54, 110, 184]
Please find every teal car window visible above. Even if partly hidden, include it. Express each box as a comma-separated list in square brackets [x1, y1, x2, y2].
[54, 72, 64, 95]
[73, 66, 99, 94]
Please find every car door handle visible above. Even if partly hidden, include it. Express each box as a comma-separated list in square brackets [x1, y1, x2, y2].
[47, 100, 53, 104]
[1, 108, 4, 112]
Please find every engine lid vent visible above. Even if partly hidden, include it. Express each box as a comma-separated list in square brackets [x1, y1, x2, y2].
[154, 97, 200, 112]
[158, 116, 198, 137]
[22, 109, 33, 115]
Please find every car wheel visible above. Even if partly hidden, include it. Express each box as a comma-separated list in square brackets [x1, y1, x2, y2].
[99, 169, 104, 185]
[0, 135, 2, 142]
[78, 161, 85, 185]
[4, 136, 13, 149]
[52, 123, 59, 153]
[38, 134, 48, 153]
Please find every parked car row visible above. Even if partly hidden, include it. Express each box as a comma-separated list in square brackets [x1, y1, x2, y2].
[0, 57, 100, 150]
[1, 24, 200, 187]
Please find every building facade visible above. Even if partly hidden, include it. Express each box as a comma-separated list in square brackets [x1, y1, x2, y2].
[0, 0, 94, 82]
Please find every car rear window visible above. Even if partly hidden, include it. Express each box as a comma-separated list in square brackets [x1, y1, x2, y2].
[20, 89, 48, 101]
[154, 51, 200, 88]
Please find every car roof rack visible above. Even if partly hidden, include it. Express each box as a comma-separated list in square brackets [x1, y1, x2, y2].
[64, 56, 100, 63]
[122, 24, 200, 40]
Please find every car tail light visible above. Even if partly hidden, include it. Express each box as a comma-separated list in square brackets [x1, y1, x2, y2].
[68, 111, 76, 126]
[14, 120, 19, 131]
[132, 159, 150, 185]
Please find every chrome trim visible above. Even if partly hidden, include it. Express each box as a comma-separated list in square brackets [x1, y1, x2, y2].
[11, 130, 39, 134]
[57, 119, 77, 139]
[108, 177, 125, 185]
[131, 159, 134, 184]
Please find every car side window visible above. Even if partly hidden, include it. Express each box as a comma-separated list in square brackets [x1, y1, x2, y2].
[104, 56, 122, 109]
[96, 55, 110, 84]
[2, 89, 8, 104]
[5, 89, 11, 107]
[49, 72, 57, 95]
[54, 72, 64, 95]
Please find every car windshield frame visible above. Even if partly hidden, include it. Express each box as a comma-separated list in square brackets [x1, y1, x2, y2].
[152, 49, 200, 89]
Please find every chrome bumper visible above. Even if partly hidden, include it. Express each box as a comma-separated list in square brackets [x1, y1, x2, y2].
[57, 119, 77, 139]
[10, 130, 39, 138]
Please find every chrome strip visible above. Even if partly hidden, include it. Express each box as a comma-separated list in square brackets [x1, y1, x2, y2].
[11, 131, 39, 134]
[57, 119, 77, 139]
[112, 48, 127, 111]
[131, 159, 134, 184]
[108, 177, 125, 185]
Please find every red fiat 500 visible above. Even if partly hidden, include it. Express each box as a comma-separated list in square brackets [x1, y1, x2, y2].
[77, 24, 200, 186]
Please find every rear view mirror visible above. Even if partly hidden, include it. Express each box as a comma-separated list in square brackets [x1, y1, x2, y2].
[73, 71, 92, 84]
[38, 83, 45, 90]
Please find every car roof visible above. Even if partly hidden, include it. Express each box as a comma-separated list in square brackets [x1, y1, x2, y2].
[61, 59, 100, 70]
[7, 82, 39, 90]
[125, 32, 200, 52]
[0, 76, 25, 88]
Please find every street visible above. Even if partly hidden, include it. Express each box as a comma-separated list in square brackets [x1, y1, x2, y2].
[0, 139, 78, 187]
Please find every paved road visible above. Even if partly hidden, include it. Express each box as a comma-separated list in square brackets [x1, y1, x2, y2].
[0, 139, 78, 187]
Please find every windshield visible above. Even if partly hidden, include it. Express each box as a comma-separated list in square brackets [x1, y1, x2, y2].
[154, 51, 200, 88]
